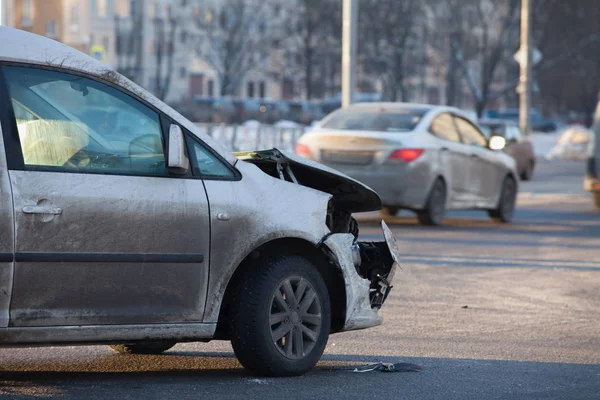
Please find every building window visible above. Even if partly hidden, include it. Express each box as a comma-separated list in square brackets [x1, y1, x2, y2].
[207, 80, 214, 97]
[21, 0, 34, 27]
[130, 0, 137, 17]
[46, 21, 57, 39]
[70, 5, 80, 29]
[259, 81, 266, 98]
[180, 67, 186, 79]
[247, 81, 255, 98]
[97, 0, 108, 17]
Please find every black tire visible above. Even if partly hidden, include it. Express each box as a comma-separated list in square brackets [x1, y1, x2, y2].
[489, 176, 517, 223]
[520, 161, 534, 181]
[380, 207, 400, 216]
[108, 341, 176, 355]
[417, 179, 446, 226]
[230, 255, 331, 377]
[593, 192, 600, 209]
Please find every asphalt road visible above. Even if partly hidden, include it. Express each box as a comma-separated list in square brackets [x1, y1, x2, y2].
[1, 160, 599, 400]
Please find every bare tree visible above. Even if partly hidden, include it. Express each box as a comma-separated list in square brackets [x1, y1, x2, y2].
[360, 0, 423, 101]
[194, 0, 268, 96]
[442, 0, 519, 116]
[115, 0, 180, 102]
[152, 5, 178, 101]
[283, 0, 341, 100]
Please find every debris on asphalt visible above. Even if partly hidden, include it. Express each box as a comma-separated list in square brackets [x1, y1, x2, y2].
[352, 361, 422, 373]
[462, 305, 469, 309]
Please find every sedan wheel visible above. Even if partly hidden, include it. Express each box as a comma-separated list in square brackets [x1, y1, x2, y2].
[520, 161, 534, 181]
[489, 176, 517, 223]
[231, 255, 331, 377]
[417, 179, 446, 226]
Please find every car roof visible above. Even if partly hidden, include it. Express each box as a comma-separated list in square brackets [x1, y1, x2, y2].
[342, 102, 469, 118]
[0, 26, 237, 165]
[479, 118, 518, 126]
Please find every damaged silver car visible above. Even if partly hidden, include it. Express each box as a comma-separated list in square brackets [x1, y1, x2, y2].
[0, 27, 399, 376]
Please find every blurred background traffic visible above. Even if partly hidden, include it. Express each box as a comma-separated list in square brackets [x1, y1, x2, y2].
[2, 0, 599, 212]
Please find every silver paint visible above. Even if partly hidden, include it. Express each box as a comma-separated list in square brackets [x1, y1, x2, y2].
[0, 323, 216, 345]
[202, 161, 332, 323]
[298, 103, 519, 212]
[0, 122, 14, 328]
[9, 171, 210, 326]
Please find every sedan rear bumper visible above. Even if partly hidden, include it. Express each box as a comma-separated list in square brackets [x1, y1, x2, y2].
[318, 161, 434, 210]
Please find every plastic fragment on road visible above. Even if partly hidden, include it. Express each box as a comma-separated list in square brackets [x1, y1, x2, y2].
[352, 361, 422, 373]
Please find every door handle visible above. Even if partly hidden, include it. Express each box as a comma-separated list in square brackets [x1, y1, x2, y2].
[216, 212, 231, 221]
[22, 206, 63, 215]
[440, 147, 449, 152]
[470, 153, 480, 158]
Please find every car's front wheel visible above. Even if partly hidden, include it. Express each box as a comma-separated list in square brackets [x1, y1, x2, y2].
[231, 255, 331, 377]
[108, 341, 176, 355]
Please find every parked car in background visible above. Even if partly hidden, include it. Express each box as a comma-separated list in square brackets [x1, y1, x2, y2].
[296, 103, 519, 225]
[181, 97, 236, 123]
[478, 119, 536, 181]
[288, 100, 324, 125]
[231, 98, 268, 123]
[0, 26, 400, 377]
[257, 99, 291, 123]
[486, 109, 557, 133]
[584, 100, 600, 208]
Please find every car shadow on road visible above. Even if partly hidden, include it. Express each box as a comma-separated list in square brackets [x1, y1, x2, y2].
[1, 353, 599, 399]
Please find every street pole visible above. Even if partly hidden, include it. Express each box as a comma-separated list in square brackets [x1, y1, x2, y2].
[0, 0, 6, 26]
[519, 0, 532, 136]
[342, 0, 357, 108]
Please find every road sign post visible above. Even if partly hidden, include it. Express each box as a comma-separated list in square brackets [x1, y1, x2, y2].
[342, 0, 358, 108]
[518, 0, 532, 136]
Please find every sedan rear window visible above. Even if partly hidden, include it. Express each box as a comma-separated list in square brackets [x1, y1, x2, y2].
[321, 109, 425, 132]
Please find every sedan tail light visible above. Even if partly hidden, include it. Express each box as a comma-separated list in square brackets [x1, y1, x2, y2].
[295, 143, 312, 157]
[388, 148, 424, 163]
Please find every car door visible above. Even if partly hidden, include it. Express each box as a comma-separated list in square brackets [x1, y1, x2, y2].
[428, 112, 471, 206]
[0, 65, 211, 327]
[0, 86, 15, 329]
[454, 116, 502, 204]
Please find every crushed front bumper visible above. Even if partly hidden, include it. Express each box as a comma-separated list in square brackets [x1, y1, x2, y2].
[321, 221, 400, 331]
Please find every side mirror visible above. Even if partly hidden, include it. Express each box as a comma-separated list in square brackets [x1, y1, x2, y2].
[489, 135, 507, 151]
[168, 124, 189, 172]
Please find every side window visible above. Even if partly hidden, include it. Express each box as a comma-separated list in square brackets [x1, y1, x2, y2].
[4, 66, 167, 176]
[188, 138, 235, 180]
[510, 126, 522, 141]
[430, 113, 460, 142]
[454, 117, 487, 147]
[504, 126, 516, 142]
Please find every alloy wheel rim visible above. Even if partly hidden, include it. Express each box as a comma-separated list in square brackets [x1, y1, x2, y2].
[269, 276, 322, 360]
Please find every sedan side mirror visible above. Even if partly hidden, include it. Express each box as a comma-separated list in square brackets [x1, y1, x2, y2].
[168, 124, 189, 173]
[489, 135, 507, 151]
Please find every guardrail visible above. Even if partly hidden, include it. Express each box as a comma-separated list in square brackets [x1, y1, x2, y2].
[194, 123, 307, 153]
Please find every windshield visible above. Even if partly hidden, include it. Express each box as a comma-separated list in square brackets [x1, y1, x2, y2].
[321, 109, 425, 132]
[479, 124, 506, 137]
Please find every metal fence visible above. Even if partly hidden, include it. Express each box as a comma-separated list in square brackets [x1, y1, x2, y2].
[194, 123, 306, 153]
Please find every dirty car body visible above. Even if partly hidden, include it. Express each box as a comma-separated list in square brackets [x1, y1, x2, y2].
[0, 27, 398, 376]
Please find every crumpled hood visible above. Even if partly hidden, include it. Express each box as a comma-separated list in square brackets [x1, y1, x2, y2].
[234, 148, 382, 213]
